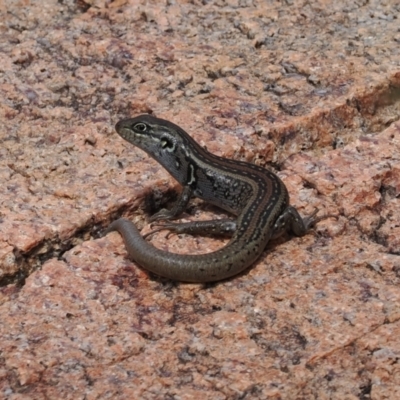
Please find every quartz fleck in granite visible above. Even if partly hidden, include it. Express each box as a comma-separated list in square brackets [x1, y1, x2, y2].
[1, 0, 400, 398]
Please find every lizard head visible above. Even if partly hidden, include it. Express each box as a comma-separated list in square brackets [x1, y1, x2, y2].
[115, 114, 199, 185]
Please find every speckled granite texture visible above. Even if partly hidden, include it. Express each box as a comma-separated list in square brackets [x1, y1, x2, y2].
[0, 0, 400, 398]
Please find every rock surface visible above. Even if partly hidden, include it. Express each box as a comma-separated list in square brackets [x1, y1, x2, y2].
[0, 0, 400, 398]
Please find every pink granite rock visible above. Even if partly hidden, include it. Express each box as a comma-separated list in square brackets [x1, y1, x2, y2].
[1, 0, 400, 398]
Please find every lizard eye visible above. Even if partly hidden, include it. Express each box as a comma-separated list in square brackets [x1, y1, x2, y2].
[133, 123, 147, 132]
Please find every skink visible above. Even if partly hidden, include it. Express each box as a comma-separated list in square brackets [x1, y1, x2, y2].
[107, 114, 322, 283]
